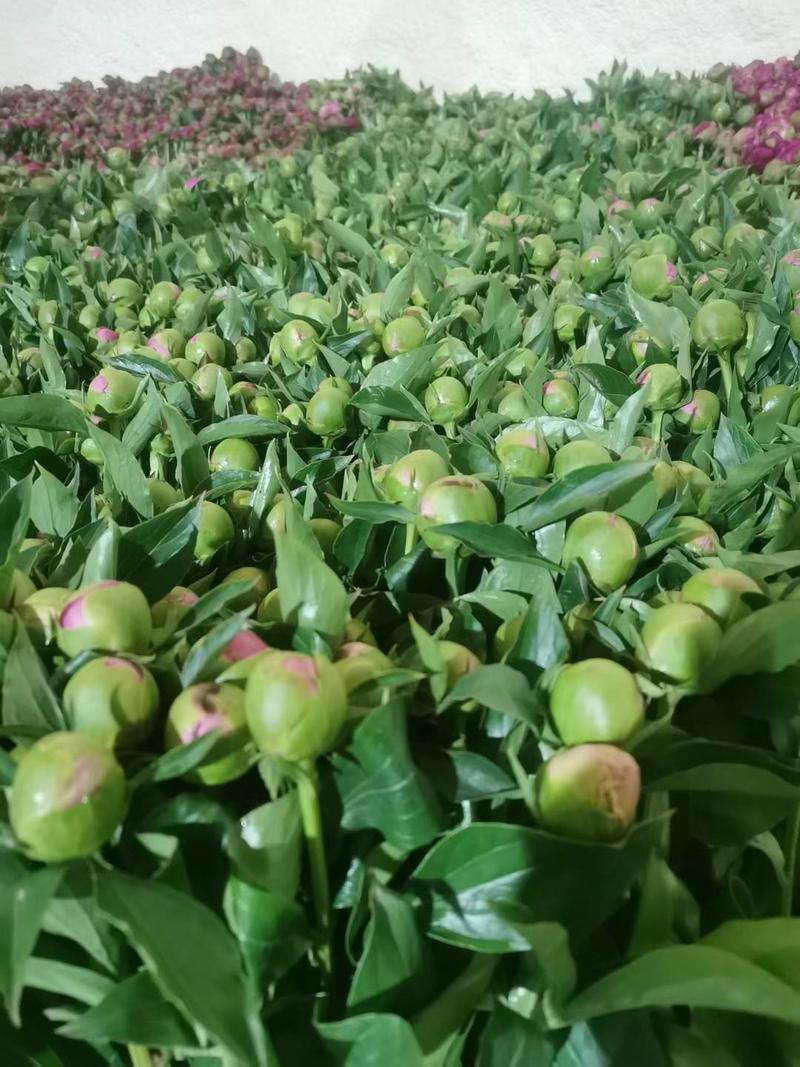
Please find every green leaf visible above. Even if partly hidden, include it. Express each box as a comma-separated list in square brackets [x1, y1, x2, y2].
[554, 944, 800, 1027]
[88, 423, 153, 518]
[332, 500, 415, 524]
[30, 466, 79, 539]
[228, 792, 302, 897]
[381, 258, 416, 320]
[703, 602, 800, 691]
[350, 386, 430, 423]
[0, 395, 86, 433]
[180, 610, 252, 686]
[321, 219, 378, 262]
[577, 365, 636, 406]
[276, 536, 348, 638]
[412, 820, 660, 952]
[334, 703, 445, 851]
[478, 1005, 555, 1067]
[318, 1013, 424, 1067]
[96, 870, 269, 1066]
[508, 461, 653, 532]
[1, 619, 64, 730]
[133, 731, 224, 785]
[162, 405, 209, 496]
[196, 415, 284, 447]
[709, 444, 800, 512]
[0, 864, 63, 1024]
[25, 956, 114, 1007]
[117, 500, 199, 603]
[224, 879, 308, 983]
[82, 520, 119, 584]
[58, 970, 197, 1050]
[434, 521, 547, 563]
[348, 885, 428, 1013]
[0, 478, 32, 605]
[439, 664, 538, 722]
[109, 354, 183, 383]
[481, 279, 522, 348]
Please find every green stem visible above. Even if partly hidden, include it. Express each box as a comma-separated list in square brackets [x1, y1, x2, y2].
[782, 803, 800, 916]
[444, 552, 467, 600]
[128, 1046, 154, 1067]
[412, 954, 499, 1057]
[297, 760, 332, 977]
[651, 409, 665, 448]
[718, 353, 733, 409]
[404, 521, 418, 555]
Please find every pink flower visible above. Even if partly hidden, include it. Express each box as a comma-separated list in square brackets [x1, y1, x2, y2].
[221, 631, 269, 662]
[95, 327, 118, 343]
[86, 245, 102, 260]
[318, 99, 342, 121]
[183, 175, 200, 190]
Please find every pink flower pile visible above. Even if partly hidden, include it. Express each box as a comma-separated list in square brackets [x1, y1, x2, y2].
[693, 55, 800, 172]
[731, 56, 800, 170]
[0, 49, 358, 170]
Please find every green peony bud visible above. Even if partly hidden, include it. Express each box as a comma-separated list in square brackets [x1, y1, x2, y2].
[681, 567, 761, 627]
[245, 651, 347, 761]
[669, 516, 720, 557]
[185, 331, 227, 366]
[495, 425, 550, 478]
[306, 386, 349, 437]
[641, 602, 722, 686]
[562, 511, 638, 592]
[195, 501, 235, 563]
[674, 389, 720, 433]
[10, 732, 125, 862]
[636, 363, 683, 411]
[417, 476, 498, 555]
[64, 656, 159, 749]
[536, 743, 641, 841]
[550, 658, 644, 744]
[542, 379, 579, 418]
[691, 299, 746, 352]
[209, 438, 260, 472]
[165, 682, 251, 785]
[221, 567, 271, 609]
[57, 581, 152, 657]
[381, 315, 426, 356]
[630, 254, 677, 300]
[424, 376, 468, 426]
[383, 450, 449, 511]
[86, 368, 139, 415]
[279, 320, 319, 364]
[552, 440, 611, 479]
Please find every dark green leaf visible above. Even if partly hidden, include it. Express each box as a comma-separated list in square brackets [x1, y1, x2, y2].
[96, 870, 269, 1066]
[334, 703, 445, 851]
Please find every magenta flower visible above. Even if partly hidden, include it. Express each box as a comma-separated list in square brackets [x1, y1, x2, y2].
[183, 175, 200, 190]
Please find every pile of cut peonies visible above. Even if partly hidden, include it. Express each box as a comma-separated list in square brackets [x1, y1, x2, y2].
[1, 47, 800, 1067]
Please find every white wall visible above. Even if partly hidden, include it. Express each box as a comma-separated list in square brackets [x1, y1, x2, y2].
[3, 0, 797, 97]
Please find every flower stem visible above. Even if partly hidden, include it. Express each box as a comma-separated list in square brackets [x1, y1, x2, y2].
[128, 1046, 154, 1067]
[782, 803, 800, 916]
[404, 521, 417, 555]
[297, 760, 332, 978]
[718, 353, 733, 409]
[651, 409, 665, 448]
[444, 552, 467, 599]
